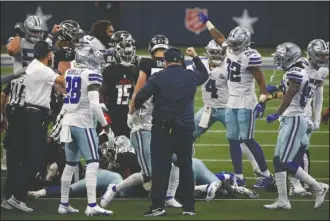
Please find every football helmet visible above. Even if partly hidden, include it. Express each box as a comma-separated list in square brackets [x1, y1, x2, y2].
[114, 135, 135, 155]
[114, 40, 136, 66]
[58, 20, 84, 43]
[204, 40, 227, 65]
[22, 16, 45, 43]
[272, 42, 302, 71]
[75, 43, 106, 71]
[148, 35, 170, 57]
[110, 31, 135, 48]
[306, 39, 329, 67]
[227, 26, 251, 52]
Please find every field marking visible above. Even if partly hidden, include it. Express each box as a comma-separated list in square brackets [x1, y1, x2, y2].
[199, 159, 329, 163]
[206, 130, 329, 134]
[195, 144, 328, 148]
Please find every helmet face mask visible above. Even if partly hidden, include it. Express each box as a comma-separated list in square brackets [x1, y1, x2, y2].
[75, 46, 106, 71]
[307, 39, 329, 68]
[23, 16, 45, 43]
[272, 42, 302, 71]
[227, 27, 251, 52]
[148, 35, 170, 57]
[58, 20, 83, 43]
[115, 41, 136, 66]
[204, 40, 226, 65]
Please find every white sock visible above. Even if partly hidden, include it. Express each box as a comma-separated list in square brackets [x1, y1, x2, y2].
[294, 167, 321, 191]
[303, 153, 309, 173]
[261, 170, 271, 178]
[241, 143, 260, 173]
[73, 165, 80, 183]
[290, 177, 303, 188]
[195, 184, 208, 192]
[116, 173, 144, 192]
[275, 171, 288, 202]
[60, 164, 76, 204]
[85, 162, 99, 204]
[166, 166, 180, 197]
[235, 174, 244, 180]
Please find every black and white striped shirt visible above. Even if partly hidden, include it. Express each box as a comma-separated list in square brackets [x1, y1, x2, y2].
[3, 75, 26, 107]
[49, 108, 66, 144]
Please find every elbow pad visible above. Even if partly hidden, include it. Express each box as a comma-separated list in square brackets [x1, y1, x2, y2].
[88, 91, 108, 126]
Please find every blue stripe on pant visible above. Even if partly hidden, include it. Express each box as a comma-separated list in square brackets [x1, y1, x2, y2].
[65, 126, 99, 164]
[275, 116, 307, 163]
[225, 108, 255, 140]
[130, 130, 152, 177]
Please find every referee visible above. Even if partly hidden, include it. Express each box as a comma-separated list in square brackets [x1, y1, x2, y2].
[0, 69, 27, 210]
[7, 40, 65, 212]
[134, 47, 208, 216]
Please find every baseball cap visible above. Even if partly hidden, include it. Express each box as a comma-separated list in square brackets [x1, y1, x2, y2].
[164, 47, 184, 62]
[34, 40, 52, 58]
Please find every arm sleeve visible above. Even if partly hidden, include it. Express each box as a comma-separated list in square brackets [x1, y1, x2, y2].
[247, 52, 262, 67]
[88, 90, 108, 126]
[313, 86, 323, 122]
[134, 78, 156, 109]
[192, 57, 209, 86]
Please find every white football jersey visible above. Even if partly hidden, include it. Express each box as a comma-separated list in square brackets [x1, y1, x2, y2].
[303, 60, 329, 118]
[9, 37, 35, 72]
[187, 57, 228, 108]
[61, 68, 103, 128]
[226, 48, 261, 109]
[81, 35, 107, 50]
[281, 67, 309, 117]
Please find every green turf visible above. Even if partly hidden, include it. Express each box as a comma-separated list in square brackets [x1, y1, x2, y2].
[0, 68, 329, 219]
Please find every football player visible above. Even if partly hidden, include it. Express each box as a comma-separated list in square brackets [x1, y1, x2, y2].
[187, 40, 262, 179]
[124, 35, 183, 208]
[264, 42, 328, 209]
[100, 32, 138, 137]
[89, 20, 114, 49]
[198, 12, 274, 187]
[59, 44, 112, 216]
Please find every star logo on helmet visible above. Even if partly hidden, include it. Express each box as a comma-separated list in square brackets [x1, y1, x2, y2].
[27, 6, 52, 31]
[232, 9, 259, 34]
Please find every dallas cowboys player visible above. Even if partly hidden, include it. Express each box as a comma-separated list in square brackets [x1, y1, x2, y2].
[264, 42, 328, 210]
[198, 12, 273, 187]
[59, 45, 112, 216]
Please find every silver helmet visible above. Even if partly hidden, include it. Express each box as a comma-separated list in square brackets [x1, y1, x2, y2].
[23, 16, 45, 43]
[227, 26, 251, 52]
[114, 135, 135, 155]
[204, 40, 227, 66]
[75, 44, 106, 71]
[306, 39, 329, 67]
[272, 42, 302, 71]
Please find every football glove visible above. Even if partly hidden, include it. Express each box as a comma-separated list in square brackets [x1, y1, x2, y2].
[14, 22, 24, 37]
[266, 113, 280, 123]
[313, 119, 320, 131]
[266, 85, 279, 94]
[198, 11, 209, 24]
[254, 102, 266, 119]
[127, 114, 134, 129]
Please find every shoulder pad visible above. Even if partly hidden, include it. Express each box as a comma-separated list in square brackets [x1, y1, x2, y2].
[87, 71, 103, 85]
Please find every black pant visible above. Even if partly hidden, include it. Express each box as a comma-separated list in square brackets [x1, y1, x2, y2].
[150, 121, 194, 211]
[12, 107, 48, 202]
[3, 106, 25, 200]
[108, 107, 130, 137]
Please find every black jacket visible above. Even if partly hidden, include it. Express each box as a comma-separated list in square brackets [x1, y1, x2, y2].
[134, 56, 208, 129]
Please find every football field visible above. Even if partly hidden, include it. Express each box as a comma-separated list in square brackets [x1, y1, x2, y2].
[0, 65, 329, 220]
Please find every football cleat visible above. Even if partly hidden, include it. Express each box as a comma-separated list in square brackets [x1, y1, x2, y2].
[144, 207, 166, 216]
[1, 199, 13, 210]
[7, 196, 33, 212]
[58, 204, 79, 214]
[85, 204, 113, 216]
[314, 183, 329, 209]
[100, 184, 117, 207]
[289, 182, 311, 197]
[264, 200, 291, 210]
[206, 181, 222, 202]
[253, 173, 276, 190]
[27, 190, 43, 200]
[165, 197, 182, 208]
[183, 211, 196, 216]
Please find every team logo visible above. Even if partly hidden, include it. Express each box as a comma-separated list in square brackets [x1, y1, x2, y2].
[185, 8, 208, 35]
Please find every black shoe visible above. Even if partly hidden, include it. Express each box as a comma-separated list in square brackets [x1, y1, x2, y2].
[144, 207, 166, 216]
[183, 210, 196, 215]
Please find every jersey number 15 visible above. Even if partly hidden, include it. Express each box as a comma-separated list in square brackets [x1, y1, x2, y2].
[116, 84, 132, 105]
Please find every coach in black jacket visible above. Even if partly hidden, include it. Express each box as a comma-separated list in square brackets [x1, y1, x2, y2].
[134, 47, 208, 216]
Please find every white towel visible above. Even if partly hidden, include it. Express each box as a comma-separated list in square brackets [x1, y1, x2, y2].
[60, 125, 73, 143]
[198, 106, 212, 128]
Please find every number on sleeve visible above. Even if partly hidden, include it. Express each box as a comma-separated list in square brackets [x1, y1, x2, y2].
[116, 84, 132, 105]
[63, 76, 82, 104]
[205, 79, 218, 98]
[227, 58, 241, 82]
[300, 81, 312, 108]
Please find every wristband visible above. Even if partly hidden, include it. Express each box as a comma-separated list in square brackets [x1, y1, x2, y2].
[206, 21, 215, 31]
[259, 94, 268, 103]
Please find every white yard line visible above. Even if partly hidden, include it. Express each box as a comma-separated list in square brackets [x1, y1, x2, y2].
[206, 130, 329, 134]
[200, 159, 329, 163]
[195, 144, 328, 148]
